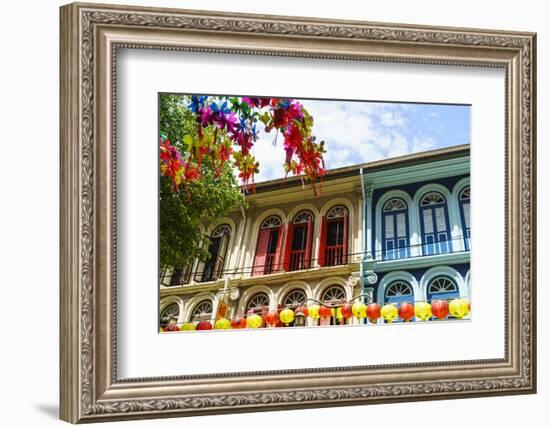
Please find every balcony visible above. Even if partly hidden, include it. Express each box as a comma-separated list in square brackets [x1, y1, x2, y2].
[325, 245, 346, 267]
[289, 249, 308, 271]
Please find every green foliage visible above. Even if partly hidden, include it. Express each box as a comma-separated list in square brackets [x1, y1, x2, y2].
[159, 94, 245, 270]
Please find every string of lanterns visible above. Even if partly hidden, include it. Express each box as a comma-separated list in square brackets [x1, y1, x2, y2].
[160, 298, 471, 332]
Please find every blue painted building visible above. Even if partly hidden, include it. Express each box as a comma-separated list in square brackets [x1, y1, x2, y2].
[359, 146, 470, 311]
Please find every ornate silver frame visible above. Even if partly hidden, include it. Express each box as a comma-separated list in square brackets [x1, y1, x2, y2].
[59, 2, 537, 423]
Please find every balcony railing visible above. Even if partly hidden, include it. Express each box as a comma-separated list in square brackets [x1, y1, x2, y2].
[262, 253, 277, 275]
[325, 245, 346, 267]
[289, 249, 308, 271]
[200, 256, 225, 282]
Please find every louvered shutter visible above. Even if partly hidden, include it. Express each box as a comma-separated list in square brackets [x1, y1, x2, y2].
[282, 222, 294, 272]
[304, 216, 313, 268]
[274, 224, 285, 271]
[343, 209, 349, 263]
[252, 229, 270, 276]
[318, 215, 327, 267]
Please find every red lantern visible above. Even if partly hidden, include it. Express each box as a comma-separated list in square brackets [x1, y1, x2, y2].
[231, 316, 246, 329]
[398, 302, 415, 321]
[196, 320, 213, 330]
[264, 311, 280, 326]
[163, 323, 180, 332]
[431, 300, 450, 319]
[341, 303, 354, 319]
[318, 305, 332, 318]
[366, 303, 381, 322]
[294, 306, 309, 317]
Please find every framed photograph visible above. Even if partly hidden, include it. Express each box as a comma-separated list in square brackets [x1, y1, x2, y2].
[59, 2, 537, 423]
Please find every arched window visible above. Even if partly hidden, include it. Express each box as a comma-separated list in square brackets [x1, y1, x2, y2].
[321, 285, 346, 303]
[169, 264, 191, 286]
[200, 224, 231, 282]
[318, 206, 348, 267]
[427, 276, 460, 301]
[384, 281, 414, 323]
[283, 211, 314, 272]
[382, 198, 409, 260]
[282, 289, 308, 308]
[419, 192, 451, 255]
[252, 216, 283, 276]
[459, 187, 471, 250]
[384, 281, 414, 304]
[160, 303, 179, 328]
[190, 300, 213, 323]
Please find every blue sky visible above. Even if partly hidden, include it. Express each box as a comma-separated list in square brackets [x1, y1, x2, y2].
[252, 99, 470, 183]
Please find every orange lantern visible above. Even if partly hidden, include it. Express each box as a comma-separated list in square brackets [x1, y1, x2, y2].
[398, 302, 415, 321]
[264, 311, 280, 326]
[341, 303, 354, 319]
[231, 316, 246, 329]
[431, 300, 450, 319]
[163, 323, 180, 332]
[366, 303, 381, 323]
[196, 320, 213, 330]
[318, 305, 332, 318]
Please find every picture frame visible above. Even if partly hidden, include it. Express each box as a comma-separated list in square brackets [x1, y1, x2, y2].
[59, 2, 537, 423]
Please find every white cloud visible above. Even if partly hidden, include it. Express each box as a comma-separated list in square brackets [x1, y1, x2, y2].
[251, 100, 456, 183]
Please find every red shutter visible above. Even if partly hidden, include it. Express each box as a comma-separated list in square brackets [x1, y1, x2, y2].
[304, 217, 313, 268]
[274, 224, 285, 271]
[252, 229, 270, 276]
[282, 222, 294, 272]
[343, 209, 349, 263]
[318, 216, 327, 267]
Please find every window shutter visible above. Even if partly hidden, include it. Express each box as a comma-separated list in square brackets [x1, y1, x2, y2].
[318, 215, 327, 267]
[274, 224, 285, 271]
[282, 222, 294, 272]
[252, 229, 270, 276]
[304, 217, 313, 268]
[343, 209, 349, 263]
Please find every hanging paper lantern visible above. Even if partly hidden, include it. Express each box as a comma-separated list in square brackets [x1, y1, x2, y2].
[335, 307, 344, 322]
[341, 303, 354, 319]
[352, 301, 367, 319]
[159, 327, 164, 333]
[381, 304, 398, 322]
[264, 311, 280, 326]
[449, 298, 470, 319]
[308, 304, 320, 320]
[214, 318, 232, 329]
[246, 314, 263, 328]
[163, 323, 180, 332]
[398, 302, 415, 322]
[294, 306, 309, 317]
[431, 300, 450, 319]
[366, 303, 381, 323]
[196, 320, 213, 330]
[279, 308, 295, 325]
[415, 302, 432, 321]
[318, 305, 332, 318]
[231, 316, 247, 329]
[179, 323, 196, 332]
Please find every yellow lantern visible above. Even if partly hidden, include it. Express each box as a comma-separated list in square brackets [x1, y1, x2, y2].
[352, 301, 367, 319]
[449, 298, 470, 319]
[279, 308, 295, 325]
[415, 301, 432, 321]
[179, 322, 196, 332]
[308, 304, 320, 320]
[214, 318, 232, 329]
[159, 327, 164, 333]
[335, 307, 344, 321]
[381, 304, 398, 322]
[246, 314, 263, 328]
